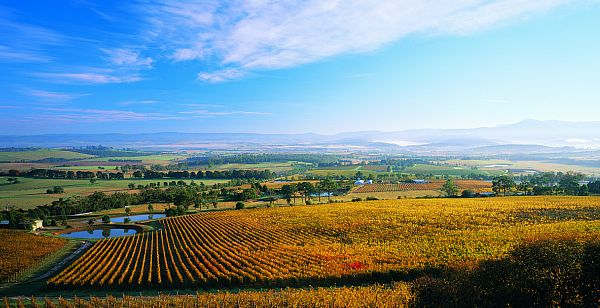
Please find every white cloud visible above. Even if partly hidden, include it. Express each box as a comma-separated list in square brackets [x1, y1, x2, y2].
[34, 72, 142, 84]
[142, 0, 576, 78]
[102, 48, 153, 67]
[172, 48, 204, 61]
[197, 68, 245, 83]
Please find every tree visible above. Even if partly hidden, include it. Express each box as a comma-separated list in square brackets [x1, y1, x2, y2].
[280, 184, 297, 205]
[319, 179, 338, 202]
[589, 181, 600, 194]
[492, 175, 516, 196]
[125, 207, 131, 216]
[87, 218, 95, 227]
[297, 182, 315, 204]
[235, 201, 245, 210]
[128, 183, 136, 190]
[52, 186, 64, 194]
[441, 179, 459, 197]
[101, 215, 110, 223]
[147, 203, 154, 213]
[559, 172, 584, 195]
[517, 182, 532, 195]
[89, 179, 97, 185]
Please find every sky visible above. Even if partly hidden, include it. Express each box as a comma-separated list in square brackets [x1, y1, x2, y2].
[0, 0, 599, 135]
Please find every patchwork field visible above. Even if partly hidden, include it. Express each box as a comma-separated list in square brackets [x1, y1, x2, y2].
[48, 196, 600, 290]
[0, 150, 93, 162]
[351, 180, 492, 194]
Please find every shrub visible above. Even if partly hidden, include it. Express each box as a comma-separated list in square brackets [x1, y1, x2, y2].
[366, 196, 379, 201]
[351, 198, 363, 202]
[413, 239, 600, 307]
[101, 215, 110, 223]
[235, 202, 245, 210]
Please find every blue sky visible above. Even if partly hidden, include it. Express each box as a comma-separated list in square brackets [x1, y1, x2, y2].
[0, 0, 599, 135]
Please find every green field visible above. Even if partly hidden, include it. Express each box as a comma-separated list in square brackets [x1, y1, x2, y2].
[0, 177, 228, 209]
[0, 150, 93, 162]
[85, 154, 188, 163]
[53, 165, 120, 170]
[204, 162, 304, 172]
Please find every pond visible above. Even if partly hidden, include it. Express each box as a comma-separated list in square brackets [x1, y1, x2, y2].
[60, 228, 138, 239]
[97, 213, 165, 223]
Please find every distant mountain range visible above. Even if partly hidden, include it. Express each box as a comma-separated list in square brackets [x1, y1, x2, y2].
[1, 120, 599, 154]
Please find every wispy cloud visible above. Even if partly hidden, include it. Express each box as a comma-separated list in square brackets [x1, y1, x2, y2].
[34, 71, 142, 84]
[35, 107, 178, 122]
[179, 109, 271, 116]
[119, 99, 160, 106]
[102, 48, 153, 68]
[197, 68, 245, 83]
[140, 0, 576, 81]
[0, 45, 50, 62]
[0, 10, 64, 63]
[25, 89, 87, 101]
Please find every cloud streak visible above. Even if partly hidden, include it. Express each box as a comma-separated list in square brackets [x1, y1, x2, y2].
[25, 89, 87, 101]
[34, 71, 142, 84]
[141, 0, 576, 81]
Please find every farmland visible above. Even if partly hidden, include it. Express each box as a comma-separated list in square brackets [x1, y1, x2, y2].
[0, 177, 228, 209]
[0, 149, 93, 162]
[47, 196, 600, 291]
[351, 180, 492, 194]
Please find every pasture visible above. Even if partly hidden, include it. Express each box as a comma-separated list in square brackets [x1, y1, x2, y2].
[48, 196, 600, 291]
[0, 177, 228, 209]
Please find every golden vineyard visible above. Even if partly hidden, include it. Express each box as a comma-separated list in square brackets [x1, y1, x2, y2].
[49, 213, 333, 289]
[352, 179, 492, 193]
[49, 196, 600, 290]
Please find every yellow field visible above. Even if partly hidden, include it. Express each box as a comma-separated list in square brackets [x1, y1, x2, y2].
[49, 196, 600, 290]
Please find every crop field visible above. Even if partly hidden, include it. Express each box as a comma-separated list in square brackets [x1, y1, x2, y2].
[48, 196, 600, 290]
[0, 178, 228, 209]
[352, 180, 492, 194]
[0, 230, 68, 282]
